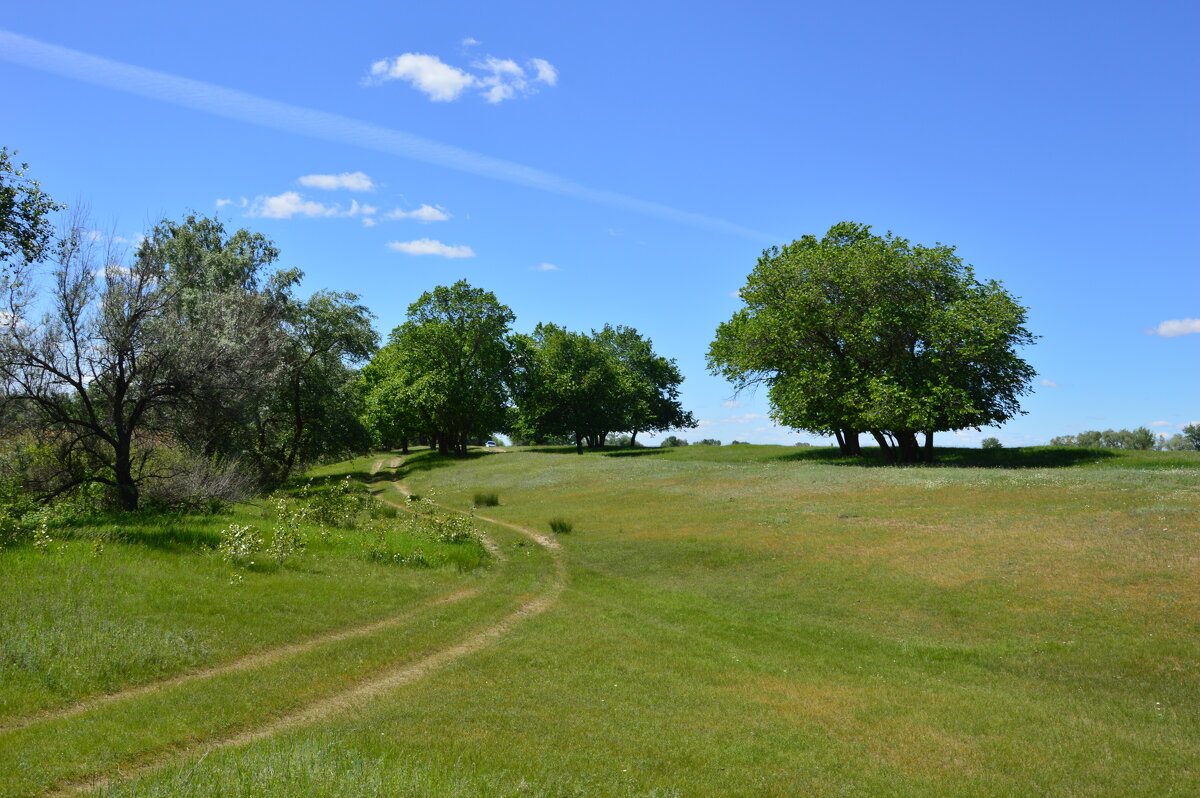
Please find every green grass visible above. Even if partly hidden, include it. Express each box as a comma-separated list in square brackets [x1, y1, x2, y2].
[0, 454, 488, 722]
[4, 446, 1199, 796]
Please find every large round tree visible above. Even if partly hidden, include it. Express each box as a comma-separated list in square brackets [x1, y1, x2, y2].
[708, 222, 1036, 462]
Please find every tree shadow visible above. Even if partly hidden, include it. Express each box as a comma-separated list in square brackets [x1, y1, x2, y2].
[604, 448, 667, 458]
[46, 511, 225, 551]
[395, 450, 490, 480]
[774, 446, 1120, 469]
[522, 445, 661, 456]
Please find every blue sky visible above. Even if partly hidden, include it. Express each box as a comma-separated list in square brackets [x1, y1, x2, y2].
[2, 1, 1196, 446]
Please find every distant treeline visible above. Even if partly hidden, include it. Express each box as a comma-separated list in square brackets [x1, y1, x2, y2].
[1050, 426, 1199, 451]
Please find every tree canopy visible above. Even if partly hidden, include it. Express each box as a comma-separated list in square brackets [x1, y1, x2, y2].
[708, 221, 1036, 462]
[510, 323, 695, 453]
[363, 281, 514, 456]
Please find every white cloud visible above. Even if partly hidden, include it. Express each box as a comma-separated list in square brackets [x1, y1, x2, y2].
[367, 50, 558, 104]
[298, 171, 375, 191]
[529, 58, 558, 86]
[532, 262, 559, 271]
[461, 37, 480, 47]
[387, 238, 475, 258]
[362, 217, 377, 228]
[1040, 378, 1059, 388]
[474, 55, 557, 103]
[249, 191, 376, 220]
[726, 413, 768, 424]
[367, 53, 476, 101]
[1147, 318, 1200, 337]
[385, 204, 450, 222]
[721, 400, 740, 408]
[216, 197, 248, 209]
[1150, 420, 1173, 427]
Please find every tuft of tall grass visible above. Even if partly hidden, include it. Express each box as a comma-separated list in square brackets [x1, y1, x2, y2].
[547, 517, 573, 534]
[473, 492, 500, 508]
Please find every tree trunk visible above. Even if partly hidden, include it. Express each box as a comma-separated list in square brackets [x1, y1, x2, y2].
[870, 430, 895, 461]
[834, 429, 845, 450]
[575, 432, 583, 454]
[924, 431, 934, 461]
[838, 428, 861, 456]
[630, 430, 638, 447]
[438, 434, 449, 456]
[114, 436, 139, 511]
[894, 431, 922, 463]
[400, 435, 409, 455]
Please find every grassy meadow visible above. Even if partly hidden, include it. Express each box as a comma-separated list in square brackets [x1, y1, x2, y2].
[1, 445, 1197, 796]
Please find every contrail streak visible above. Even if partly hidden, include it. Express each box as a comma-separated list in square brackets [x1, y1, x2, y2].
[0, 30, 775, 242]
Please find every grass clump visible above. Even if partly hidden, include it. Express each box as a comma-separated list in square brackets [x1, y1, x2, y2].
[473, 491, 500, 507]
[547, 517, 573, 534]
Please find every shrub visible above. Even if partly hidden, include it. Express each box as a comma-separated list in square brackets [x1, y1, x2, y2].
[473, 492, 500, 508]
[981, 437, 1003, 450]
[303, 477, 372, 527]
[268, 499, 308, 565]
[218, 523, 264, 566]
[141, 450, 256, 512]
[548, 517, 573, 534]
[659, 436, 689, 448]
[696, 439, 722, 446]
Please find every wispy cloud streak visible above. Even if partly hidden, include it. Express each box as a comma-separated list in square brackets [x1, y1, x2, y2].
[0, 30, 773, 241]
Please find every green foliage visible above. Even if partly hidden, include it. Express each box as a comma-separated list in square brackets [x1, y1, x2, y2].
[981, 437, 1003, 450]
[473, 492, 500, 507]
[0, 147, 63, 272]
[659, 435, 689, 447]
[511, 323, 695, 452]
[1050, 427, 1156, 450]
[217, 523, 265, 566]
[362, 281, 513, 455]
[708, 221, 1036, 462]
[548, 517, 573, 534]
[267, 499, 308, 566]
[695, 438, 722, 446]
[1182, 423, 1200, 451]
[300, 477, 373, 527]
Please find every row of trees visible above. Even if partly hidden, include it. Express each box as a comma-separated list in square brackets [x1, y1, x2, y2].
[360, 281, 695, 456]
[1049, 426, 1200, 451]
[708, 222, 1037, 462]
[3, 151, 697, 510]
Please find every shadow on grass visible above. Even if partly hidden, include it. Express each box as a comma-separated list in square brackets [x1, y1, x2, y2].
[523, 445, 663, 457]
[46, 511, 225, 551]
[604, 448, 667, 458]
[775, 446, 1120, 469]
[395, 450, 490, 481]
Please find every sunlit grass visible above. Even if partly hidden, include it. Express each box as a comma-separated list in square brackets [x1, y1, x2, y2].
[7, 446, 1199, 796]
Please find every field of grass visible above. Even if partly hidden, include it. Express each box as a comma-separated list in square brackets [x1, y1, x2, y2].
[2, 445, 1197, 796]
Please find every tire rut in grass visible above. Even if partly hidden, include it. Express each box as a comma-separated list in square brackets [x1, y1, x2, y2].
[3, 587, 479, 736]
[47, 472, 567, 797]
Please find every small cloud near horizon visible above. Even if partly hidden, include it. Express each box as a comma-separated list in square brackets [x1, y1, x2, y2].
[1040, 378, 1059, 388]
[387, 238, 475, 258]
[532, 262, 559, 271]
[1146, 318, 1200, 337]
